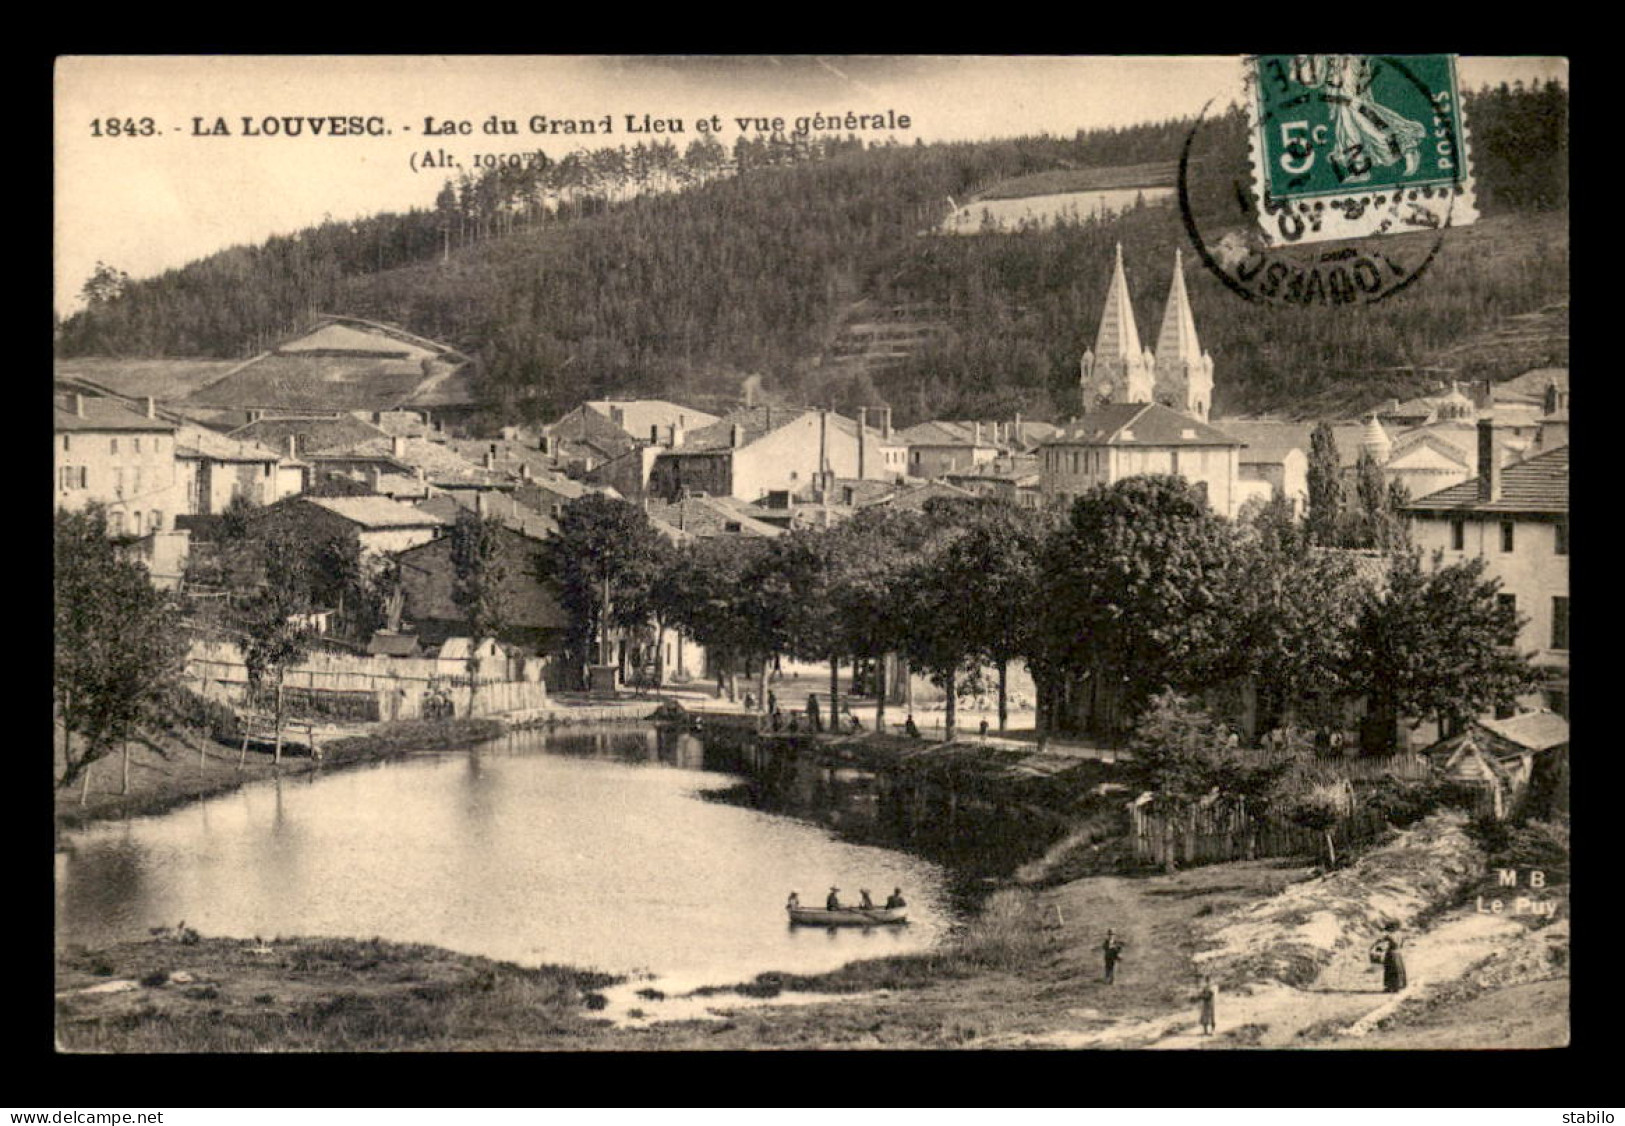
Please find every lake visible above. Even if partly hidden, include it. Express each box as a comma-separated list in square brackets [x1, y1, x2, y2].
[54, 727, 962, 994]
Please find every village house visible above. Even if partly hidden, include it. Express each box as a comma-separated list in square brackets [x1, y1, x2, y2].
[251, 494, 450, 559]
[394, 518, 571, 661]
[897, 419, 1001, 478]
[173, 422, 300, 515]
[943, 454, 1044, 509]
[643, 406, 904, 504]
[54, 391, 188, 536]
[1404, 427, 1569, 718]
[1422, 709, 1570, 819]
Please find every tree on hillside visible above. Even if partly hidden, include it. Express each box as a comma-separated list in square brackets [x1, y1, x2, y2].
[1306, 421, 1344, 548]
[54, 506, 186, 797]
[1345, 551, 1540, 754]
[535, 495, 671, 688]
[80, 261, 129, 308]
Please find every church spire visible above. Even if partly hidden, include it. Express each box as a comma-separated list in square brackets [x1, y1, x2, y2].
[1095, 243, 1145, 360]
[1081, 243, 1154, 409]
[1152, 249, 1215, 421]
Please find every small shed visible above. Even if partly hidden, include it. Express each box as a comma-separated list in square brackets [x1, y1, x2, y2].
[1422, 710, 1569, 818]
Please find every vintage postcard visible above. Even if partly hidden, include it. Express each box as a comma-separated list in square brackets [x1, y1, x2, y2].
[53, 55, 1568, 1054]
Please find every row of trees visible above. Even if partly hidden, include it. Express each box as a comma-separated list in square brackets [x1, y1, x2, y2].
[536, 478, 1535, 754]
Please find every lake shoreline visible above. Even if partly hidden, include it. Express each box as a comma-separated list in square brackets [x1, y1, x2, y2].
[53, 716, 507, 839]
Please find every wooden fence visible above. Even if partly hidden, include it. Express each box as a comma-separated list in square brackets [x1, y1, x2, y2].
[187, 639, 550, 721]
[1127, 794, 1396, 868]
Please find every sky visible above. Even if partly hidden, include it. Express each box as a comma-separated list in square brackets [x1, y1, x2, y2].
[54, 55, 1567, 315]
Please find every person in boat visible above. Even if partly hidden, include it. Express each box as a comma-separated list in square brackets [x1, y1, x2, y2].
[770, 708, 784, 732]
[859, 889, 875, 909]
[788, 712, 801, 734]
[979, 717, 990, 739]
[744, 692, 756, 710]
[787, 891, 800, 911]
[885, 887, 907, 909]
[1101, 928, 1124, 984]
[904, 714, 920, 738]
[826, 887, 843, 911]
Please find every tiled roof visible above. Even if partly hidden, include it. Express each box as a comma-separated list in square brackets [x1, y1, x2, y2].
[54, 395, 177, 432]
[896, 420, 994, 447]
[680, 406, 816, 451]
[174, 423, 283, 463]
[646, 495, 784, 537]
[1481, 709, 1569, 752]
[546, 405, 641, 454]
[1404, 446, 1568, 515]
[305, 495, 451, 529]
[1047, 403, 1242, 447]
[228, 415, 389, 454]
[1210, 420, 1368, 465]
[585, 399, 721, 439]
[1494, 367, 1568, 404]
[327, 436, 493, 482]
[415, 491, 558, 541]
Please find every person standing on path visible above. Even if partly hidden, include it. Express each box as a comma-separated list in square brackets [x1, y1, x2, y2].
[1370, 923, 1408, 993]
[1196, 975, 1218, 1035]
[1101, 929, 1124, 984]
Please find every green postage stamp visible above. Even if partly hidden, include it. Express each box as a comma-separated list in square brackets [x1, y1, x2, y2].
[1247, 54, 1478, 246]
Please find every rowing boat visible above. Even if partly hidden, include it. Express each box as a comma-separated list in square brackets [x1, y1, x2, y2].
[787, 906, 908, 927]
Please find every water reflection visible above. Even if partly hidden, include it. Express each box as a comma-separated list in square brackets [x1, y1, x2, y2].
[56, 726, 958, 987]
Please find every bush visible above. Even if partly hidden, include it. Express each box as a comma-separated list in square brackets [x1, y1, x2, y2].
[1362, 777, 1481, 827]
[1496, 819, 1570, 884]
[163, 686, 241, 744]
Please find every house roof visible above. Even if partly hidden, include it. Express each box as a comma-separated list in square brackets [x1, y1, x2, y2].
[1404, 446, 1568, 515]
[679, 406, 815, 451]
[327, 435, 493, 483]
[644, 495, 784, 538]
[546, 405, 641, 455]
[1494, 367, 1568, 404]
[585, 399, 721, 439]
[174, 423, 283, 463]
[1048, 403, 1242, 447]
[1480, 709, 1570, 752]
[415, 491, 558, 541]
[896, 420, 999, 448]
[366, 631, 423, 657]
[54, 394, 176, 433]
[227, 414, 390, 455]
[1216, 420, 1374, 466]
[185, 316, 473, 411]
[304, 495, 451, 530]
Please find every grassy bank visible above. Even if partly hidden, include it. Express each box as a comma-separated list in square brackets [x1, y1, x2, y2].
[54, 717, 505, 835]
[56, 935, 619, 1052]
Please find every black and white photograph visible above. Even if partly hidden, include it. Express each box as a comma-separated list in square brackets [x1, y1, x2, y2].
[52, 54, 1570, 1052]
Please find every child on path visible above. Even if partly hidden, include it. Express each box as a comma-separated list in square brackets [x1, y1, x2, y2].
[1196, 975, 1217, 1035]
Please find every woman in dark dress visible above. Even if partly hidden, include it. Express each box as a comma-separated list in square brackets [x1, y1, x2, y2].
[1370, 924, 1407, 993]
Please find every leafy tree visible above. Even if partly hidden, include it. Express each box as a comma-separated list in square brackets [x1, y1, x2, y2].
[80, 261, 129, 307]
[536, 495, 671, 687]
[650, 536, 773, 694]
[934, 505, 1046, 730]
[1039, 476, 1237, 737]
[1306, 421, 1344, 547]
[749, 528, 848, 717]
[54, 506, 186, 795]
[238, 528, 318, 763]
[892, 537, 981, 741]
[450, 508, 509, 642]
[1346, 551, 1540, 754]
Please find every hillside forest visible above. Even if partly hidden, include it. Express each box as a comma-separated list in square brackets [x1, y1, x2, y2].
[56, 81, 1568, 428]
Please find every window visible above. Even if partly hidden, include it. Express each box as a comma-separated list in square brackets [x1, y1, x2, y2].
[1555, 521, 1568, 555]
[1497, 593, 1516, 617]
[134, 437, 141, 453]
[1170, 450, 1181, 475]
[1500, 520, 1515, 553]
[77, 466, 87, 489]
[1450, 519, 1464, 551]
[110, 438, 119, 454]
[1551, 597, 1569, 650]
[150, 510, 162, 532]
[62, 435, 69, 452]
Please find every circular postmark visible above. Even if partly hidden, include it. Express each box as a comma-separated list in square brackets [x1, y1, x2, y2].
[1180, 55, 1475, 307]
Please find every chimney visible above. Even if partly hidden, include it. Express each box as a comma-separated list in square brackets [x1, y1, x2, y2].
[878, 406, 893, 439]
[73, 393, 85, 418]
[974, 421, 983, 446]
[857, 407, 868, 479]
[519, 462, 531, 480]
[391, 435, 407, 459]
[144, 396, 156, 419]
[1014, 411, 1023, 447]
[539, 434, 553, 454]
[819, 409, 829, 484]
[484, 450, 496, 470]
[730, 423, 744, 448]
[1477, 418, 1501, 502]
[475, 491, 488, 516]
[366, 465, 381, 492]
[765, 405, 773, 431]
[651, 424, 661, 444]
[285, 435, 298, 459]
[415, 465, 425, 482]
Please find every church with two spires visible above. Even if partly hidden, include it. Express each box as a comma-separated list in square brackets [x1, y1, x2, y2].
[1039, 244, 1252, 517]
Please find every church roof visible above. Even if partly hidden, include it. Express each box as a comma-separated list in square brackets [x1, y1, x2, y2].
[1091, 243, 1146, 361]
[1153, 250, 1204, 363]
[1048, 403, 1242, 447]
